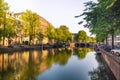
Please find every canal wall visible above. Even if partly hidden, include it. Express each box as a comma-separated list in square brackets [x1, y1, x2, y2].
[100, 49, 120, 80]
[0, 45, 42, 53]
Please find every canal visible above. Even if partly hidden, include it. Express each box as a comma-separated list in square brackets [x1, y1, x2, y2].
[0, 48, 116, 80]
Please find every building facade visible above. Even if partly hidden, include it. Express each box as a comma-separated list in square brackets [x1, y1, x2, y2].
[0, 12, 51, 46]
[107, 35, 120, 46]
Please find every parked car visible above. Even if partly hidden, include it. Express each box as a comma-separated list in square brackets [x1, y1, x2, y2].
[111, 48, 120, 56]
[103, 46, 112, 52]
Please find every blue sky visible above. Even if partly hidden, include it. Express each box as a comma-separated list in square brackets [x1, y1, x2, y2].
[5, 0, 97, 36]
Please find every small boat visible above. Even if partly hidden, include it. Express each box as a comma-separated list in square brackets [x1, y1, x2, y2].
[95, 48, 101, 55]
[96, 51, 101, 55]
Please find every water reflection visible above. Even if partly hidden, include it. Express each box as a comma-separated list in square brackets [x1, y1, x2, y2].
[0, 48, 72, 80]
[89, 55, 116, 80]
[0, 48, 115, 80]
[75, 48, 90, 59]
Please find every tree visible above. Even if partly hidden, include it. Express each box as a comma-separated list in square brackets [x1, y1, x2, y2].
[77, 30, 89, 42]
[54, 25, 72, 43]
[37, 32, 44, 44]
[0, 28, 3, 43]
[54, 28, 63, 42]
[58, 25, 72, 42]
[91, 37, 96, 42]
[91, 0, 118, 48]
[15, 20, 24, 44]
[0, 0, 9, 45]
[59, 25, 72, 42]
[20, 10, 41, 45]
[46, 24, 55, 43]
[0, 0, 9, 24]
[5, 17, 16, 45]
[76, 0, 118, 48]
[109, 0, 120, 48]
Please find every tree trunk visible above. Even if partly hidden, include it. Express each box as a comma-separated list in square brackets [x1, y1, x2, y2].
[3, 14, 6, 46]
[1, 54, 4, 80]
[3, 25, 5, 46]
[111, 30, 114, 49]
[29, 35, 32, 45]
[2, 54, 4, 72]
[105, 36, 108, 46]
[29, 51, 33, 62]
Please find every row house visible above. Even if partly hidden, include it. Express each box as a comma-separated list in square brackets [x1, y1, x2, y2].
[107, 35, 120, 46]
[0, 12, 50, 46]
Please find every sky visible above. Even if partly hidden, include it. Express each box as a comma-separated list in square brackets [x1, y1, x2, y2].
[4, 0, 97, 36]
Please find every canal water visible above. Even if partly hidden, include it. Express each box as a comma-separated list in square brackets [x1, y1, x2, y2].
[0, 48, 116, 80]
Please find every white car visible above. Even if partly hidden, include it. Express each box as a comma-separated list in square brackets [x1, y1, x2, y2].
[111, 49, 120, 56]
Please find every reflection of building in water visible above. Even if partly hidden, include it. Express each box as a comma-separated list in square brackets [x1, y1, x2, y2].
[39, 61, 49, 73]
[41, 50, 49, 59]
[39, 50, 49, 73]
[49, 49, 55, 55]
[0, 54, 8, 71]
[0, 54, 2, 71]
[32, 51, 40, 64]
[3, 54, 8, 71]
[0, 50, 50, 74]
[0, 52, 30, 72]
[0, 49, 74, 79]
[21, 51, 29, 64]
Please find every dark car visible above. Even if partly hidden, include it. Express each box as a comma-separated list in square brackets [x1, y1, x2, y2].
[103, 46, 112, 52]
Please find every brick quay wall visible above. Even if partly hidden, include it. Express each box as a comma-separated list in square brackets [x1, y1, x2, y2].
[100, 49, 120, 80]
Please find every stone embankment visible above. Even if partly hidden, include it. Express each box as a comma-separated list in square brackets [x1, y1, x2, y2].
[99, 48, 120, 80]
[0, 45, 42, 53]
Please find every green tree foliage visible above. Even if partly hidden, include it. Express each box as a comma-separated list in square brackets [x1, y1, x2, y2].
[0, 0, 9, 45]
[0, 1, 74, 46]
[0, 28, 2, 41]
[5, 17, 16, 45]
[54, 28, 63, 42]
[46, 24, 55, 43]
[37, 32, 44, 44]
[54, 25, 72, 43]
[76, 0, 119, 48]
[77, 30, 89, 42]
[20, 10, 41, 44]
[0, 0, 9, 24]
[59, 25, 72, 42]
[91, 37, 96, 42]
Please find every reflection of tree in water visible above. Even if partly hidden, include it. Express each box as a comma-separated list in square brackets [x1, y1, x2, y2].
[0, 49, 72, 80]
[0, 64, 15, 80]
[77, 48, 90, 59]
[19, 48, 72, 80]
[89, 55, 116, 80]
[0, 53, 17, 80]
[54, 49, 72, 65]
[20, 62, 40, 80]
